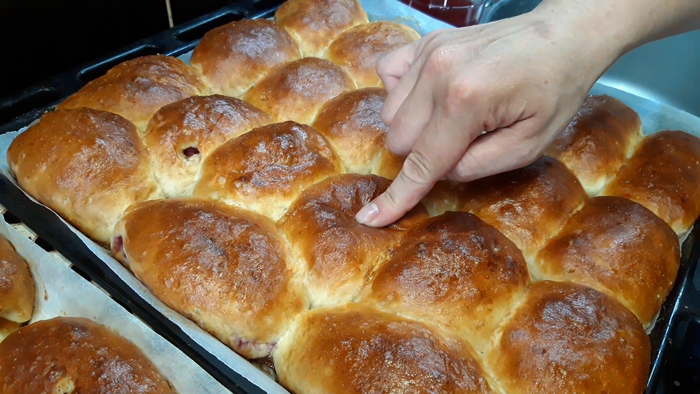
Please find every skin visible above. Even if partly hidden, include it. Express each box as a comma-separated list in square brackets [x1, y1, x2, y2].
[356, 0, 700, 227]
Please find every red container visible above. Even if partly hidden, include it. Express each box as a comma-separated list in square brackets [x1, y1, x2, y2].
[399, 0, 488, 27]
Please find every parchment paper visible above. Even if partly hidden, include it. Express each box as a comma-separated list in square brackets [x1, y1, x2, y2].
[0, 216, 228, 394]
[1, 2, 698, 392]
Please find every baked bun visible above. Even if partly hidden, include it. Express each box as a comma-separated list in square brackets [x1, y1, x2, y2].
[603, 130, 700, 235]
[111, 199, 307, 359]
[275, 0, 368, 57]
[325, 22, 420, 88]
[191, 19, 301, 97]
[0, 317, 174, 394]
[484, 281, 650, 394]
[243, 57, 355, 124]
[274, 304, 495, 394]
[535, 196, 679, 327]
[57, 55, 207, 130]
[460, 156, 587, 262]
[193, 121, 342, 220]
[7, 108, 163, 244]
[0, 236, 34, 324]
[545, 95, 642, 195]
[144, 95, 273, 198]
[278, 174, 428, 307]
[0, 319, 20, 343]
[311, 88, 403, 177]
[361, 211, 530, 351]
[421, 180, 468, 217]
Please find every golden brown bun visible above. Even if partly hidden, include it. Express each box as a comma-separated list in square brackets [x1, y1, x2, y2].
[0, 236, 34, 323]
[360, 212, 530, 351]
[545, 95, 642, 195]
[485, 281, 650, 394]
[311, 88, 403, 176]
[460, 156, 587, 262]
[275, 0, 368, 57]
[536, 196, 679, 327]
[144, 95, 273, 198]
[193, 121, 342, 220]
[274, 304, 495, 394]
[7, 108, 163, 244]
[191, 19, 301, 97]
[0, 317, 175, 394]
[243, 57, 356, 124]
[325, 22, 420, 88]
[57, 55, 207, 130]
[421, 180, 468, 217]
[111, 199, 307, 359]
[0, 318, 20, 343]
[278, 174, 428, 307]
[603, 130, 700, 235]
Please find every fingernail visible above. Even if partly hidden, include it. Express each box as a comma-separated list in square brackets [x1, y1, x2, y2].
[355, 203, 379, 225]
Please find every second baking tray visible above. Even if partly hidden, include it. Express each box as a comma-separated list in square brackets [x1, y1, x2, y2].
[1, 1, 699, 393]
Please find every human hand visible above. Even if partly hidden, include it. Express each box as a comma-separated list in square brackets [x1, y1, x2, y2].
[354, 5, 623, 227]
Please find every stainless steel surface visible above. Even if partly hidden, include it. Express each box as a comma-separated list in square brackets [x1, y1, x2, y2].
[486, 0, 700, 117]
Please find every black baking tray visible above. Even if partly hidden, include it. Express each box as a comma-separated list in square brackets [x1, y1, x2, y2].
[1, 0, 699, 392]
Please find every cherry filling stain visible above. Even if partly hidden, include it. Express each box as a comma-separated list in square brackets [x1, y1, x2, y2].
[112, 236, 124, 254]
[183, 147, 200, 158]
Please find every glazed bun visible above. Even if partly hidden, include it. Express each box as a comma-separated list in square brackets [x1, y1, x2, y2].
[484, 281, 650, 394]
[312, 88, 403, 177]
[7, 108, 163, 244]
[421, 180, 468, 217]
[325, 21, 420, 88]
[191, 19, 301, 97]
[546, 95, 642, 195]
[275, 0, 368, 57]
[0, 317, 175, 394]
[243, 57, 356, 124]
[274, 304, 496, 394]
[143, 95, 273, 198]
[278, 174, 428, 307]
[603, 130, 700, 235]
[193, 121, 342, 220]
[111, 199, 307, 359]
[535, 196, 680, 327]
[57, 55, 207, 131]
[460, 156, 587, 262]
[0, 236, 34, 324]
[361, 211, 530, 351]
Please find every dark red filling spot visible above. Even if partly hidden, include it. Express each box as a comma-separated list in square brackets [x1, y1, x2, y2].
[183, 147, 200, 158]
[112, 236, 123, 254]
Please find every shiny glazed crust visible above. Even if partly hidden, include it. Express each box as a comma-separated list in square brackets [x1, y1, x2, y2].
[0, 236, 34, 323]
[193, 121, 342, 220]
[360, 211, 530, 351]
[243, 57, 356, 124]
[7, 108, 163, 244]
[545, 95, 642, 195]
[274, 304, 496, 394]
[191, 19, 301, 97]
[278, 174, 428, 307]
[484, 281, 650, 394]
[603, 130, 700, 235]
[0, 317, 175, 394]
[111, 199, 307, 359]
[275, 0, 368, 57]
[143, 95, 273, 198]
[311, 88, 403, 177]
[57, 55, 207, 130]
[536, 196, 680, 327]
[325, 21, 420, 88]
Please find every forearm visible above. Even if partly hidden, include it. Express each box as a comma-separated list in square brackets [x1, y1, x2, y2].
[537, 0, 700, 55]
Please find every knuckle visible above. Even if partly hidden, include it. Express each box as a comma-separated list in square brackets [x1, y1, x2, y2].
[445, 78, 473, 108]
[401, 150, 434, 186]
[424, 49, 451, 75]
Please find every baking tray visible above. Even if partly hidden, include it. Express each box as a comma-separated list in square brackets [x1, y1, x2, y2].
[0, 0, 698, 393]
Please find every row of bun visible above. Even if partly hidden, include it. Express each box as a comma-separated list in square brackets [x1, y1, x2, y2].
[4, 0, 700, 393]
